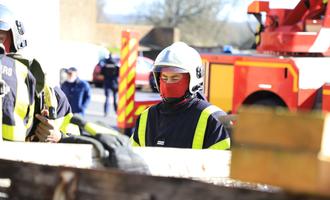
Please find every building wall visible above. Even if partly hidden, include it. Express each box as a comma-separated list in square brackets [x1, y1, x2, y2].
[60, 0, 97, 43]
[95, 23, 153, 48]
[59, 0, 153, 49]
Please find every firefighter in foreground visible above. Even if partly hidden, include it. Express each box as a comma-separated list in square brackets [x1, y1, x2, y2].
[0, 4, 149, 173]
[0, 3, 72, 142]
[131, 42, 231, 149]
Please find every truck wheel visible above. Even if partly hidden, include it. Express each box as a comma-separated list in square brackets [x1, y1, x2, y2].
[253, 98, 285, 107]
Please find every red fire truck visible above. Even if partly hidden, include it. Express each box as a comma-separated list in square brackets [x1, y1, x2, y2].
[202, 0, 330, 114]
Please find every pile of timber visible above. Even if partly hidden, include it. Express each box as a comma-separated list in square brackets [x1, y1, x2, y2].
[1, 158, 329, 200]
[0, 106, 330, 199]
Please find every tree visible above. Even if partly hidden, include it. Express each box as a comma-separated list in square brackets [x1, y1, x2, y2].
[138, 0, 221, 27]
[137, 0, 256, 49]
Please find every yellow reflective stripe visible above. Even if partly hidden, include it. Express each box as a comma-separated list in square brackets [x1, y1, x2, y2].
[126, 100, 134, 116]
[208, 137, 231, 150]
[84, 122, 119, 136]
[59, 113, 73, 134]
[127, 68, 136, 83]
[192, 105, 221, 149]
[130, 135, 140, 147]
[4, 60, 30, 141]
[15, 61, 29, 123]
[2, 124, 26, 141]
[138, 108, 149, 147]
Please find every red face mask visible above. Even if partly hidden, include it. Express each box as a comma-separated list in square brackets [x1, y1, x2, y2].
[159, 73, 190, 99]
[3, 36, 11, 53]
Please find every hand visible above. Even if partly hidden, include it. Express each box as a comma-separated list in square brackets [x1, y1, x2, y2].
[34, 113, 62, 143]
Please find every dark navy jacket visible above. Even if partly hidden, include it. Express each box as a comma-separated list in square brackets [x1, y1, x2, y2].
[1, 52, 74, 141]
[61, 78, 91, 115]
[132, 98, 230, 149]
[100, 58, 119, 90]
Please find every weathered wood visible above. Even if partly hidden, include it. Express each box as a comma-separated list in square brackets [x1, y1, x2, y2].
[1, 159, 329, 200]
[234, 107, 325, 151]
[231, 107, 330, 197]
[231, 147, 320, 194]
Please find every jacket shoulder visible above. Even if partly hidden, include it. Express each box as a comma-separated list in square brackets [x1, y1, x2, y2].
[194, 99, 227, 116]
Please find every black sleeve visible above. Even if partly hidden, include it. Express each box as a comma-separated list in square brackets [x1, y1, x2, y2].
[54, 86, 72, 117]
[26, 70, 36, 105]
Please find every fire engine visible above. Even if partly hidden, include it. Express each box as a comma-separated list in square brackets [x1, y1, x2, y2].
[202, 0, 330, 114]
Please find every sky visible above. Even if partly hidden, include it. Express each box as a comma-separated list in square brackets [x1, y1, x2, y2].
[102, 0, 150, 15]
[102, 0, 256, 23]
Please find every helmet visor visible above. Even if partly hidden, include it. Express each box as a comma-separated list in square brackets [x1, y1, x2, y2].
[0, 21, 10, 31]
[153, 65, 188, 73]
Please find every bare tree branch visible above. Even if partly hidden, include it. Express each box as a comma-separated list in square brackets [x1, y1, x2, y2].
[133, 0, 255, 48]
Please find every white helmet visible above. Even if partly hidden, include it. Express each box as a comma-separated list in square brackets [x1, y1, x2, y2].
[0, 4, 27, 52]
[153, 42, 204, 94]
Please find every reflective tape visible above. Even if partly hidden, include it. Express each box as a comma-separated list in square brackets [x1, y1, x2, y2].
[130, 135, 140, 147]
[192, 105, 221, 149]
[208, 137, 231, 150]
[137, 108, 149, 147]
[117, 32, 139, 128]
[3, 60, 30, 141]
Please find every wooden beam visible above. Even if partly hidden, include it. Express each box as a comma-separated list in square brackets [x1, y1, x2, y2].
[0, 142, 97, 168]
[0, 159, 328, 200]
[233, 106, 325, 151]
[132, 147, 231, 183]
[231, 106, 330, 197]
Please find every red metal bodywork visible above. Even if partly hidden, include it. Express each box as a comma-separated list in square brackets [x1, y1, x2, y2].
[232, 56, 298, 113]
[250, 0, 330, 55]
[323, 83, 330, 112]
[202, 0, 330, 113]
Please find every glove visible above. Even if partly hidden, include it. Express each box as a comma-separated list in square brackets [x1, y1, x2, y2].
[60, 135, 108, 158]
[94, 133, 150, 174]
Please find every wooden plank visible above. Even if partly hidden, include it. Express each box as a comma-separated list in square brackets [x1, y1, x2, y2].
[0, 142, 232, 183]
[233, 106, 326, 151]
[231, 107, 330, 197]
[1, 159, 329, 200]
[132, 147, 231, 182]
[231, 147, 330, 196]
[0, 142, 97, 168]
[230, 147, 320, 194]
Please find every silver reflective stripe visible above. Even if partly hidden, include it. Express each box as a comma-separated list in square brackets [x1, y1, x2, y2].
[192, 105, 221, 149]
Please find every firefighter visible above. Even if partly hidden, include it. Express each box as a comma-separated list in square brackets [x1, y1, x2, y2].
[130, 42, 231, 149]
[0, 3, 73, 142]
[100, 53, 119, 115]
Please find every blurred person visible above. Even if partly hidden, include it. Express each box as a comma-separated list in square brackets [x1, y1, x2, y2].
[61, 67, 91, 116]
[100, 53, 119, 116]
[130, 42, 231, 149]
[0, 3, 73, 142]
